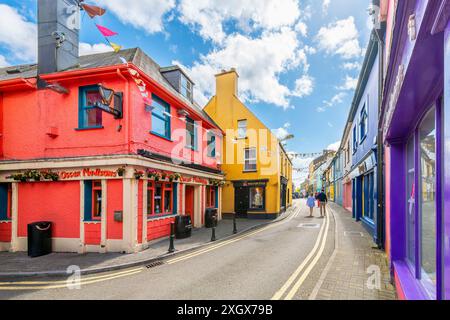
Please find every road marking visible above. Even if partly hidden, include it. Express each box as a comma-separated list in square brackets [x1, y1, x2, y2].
[167, 206, 301, 265]
[0, 268, 143, 291]
[271, 214, 328, 300]
[284, 213, 330, 300]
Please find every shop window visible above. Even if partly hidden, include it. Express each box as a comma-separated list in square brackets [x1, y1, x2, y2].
[249, 187, 265, 210]
[84, 180, 102, 221]
[238, 120, 247, 139]
[206, 186, 216, 208]
[148, 182, 173, 217]
[353, 125, 358, 154]
[406, 136, 416, 265]
[244, 148, 257, 172]
[0, 183, 12, 221]
[151, 94, 171, 139]
[186, 117, 198, 150]
[79, 85, 103, 129]
[207, 132, 216, 157]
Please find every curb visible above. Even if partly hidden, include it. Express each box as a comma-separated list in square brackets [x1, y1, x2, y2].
[0, 205, 298, 279]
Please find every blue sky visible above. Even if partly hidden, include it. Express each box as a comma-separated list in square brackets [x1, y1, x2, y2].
[0, 0, 373, 183]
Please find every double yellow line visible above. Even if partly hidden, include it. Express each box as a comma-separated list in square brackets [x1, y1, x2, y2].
[167, 206, 301, 265]
[271, 212, 330, 300]
[0, 267, 143, 291]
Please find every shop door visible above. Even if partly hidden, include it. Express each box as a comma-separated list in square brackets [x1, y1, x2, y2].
[185, 186, 195, 225]
[234, 186, 249, 217]
[281, 184, 287, 209]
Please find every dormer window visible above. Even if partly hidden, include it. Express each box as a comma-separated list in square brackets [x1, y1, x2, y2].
[181, 75, 193, 101]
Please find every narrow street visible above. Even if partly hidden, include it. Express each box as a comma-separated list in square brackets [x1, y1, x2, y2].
[0, 200, 395, 300]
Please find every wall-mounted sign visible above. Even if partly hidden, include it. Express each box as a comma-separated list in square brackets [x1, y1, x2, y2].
[59, 168, 118, 180]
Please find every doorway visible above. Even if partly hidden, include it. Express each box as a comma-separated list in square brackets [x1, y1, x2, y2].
[234, 186, 249, 218]
[185, 186, 195, 225]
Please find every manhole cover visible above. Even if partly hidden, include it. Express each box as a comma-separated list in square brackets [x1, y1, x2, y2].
[298, 223, 320, 229]
[344, 231, 364, 237]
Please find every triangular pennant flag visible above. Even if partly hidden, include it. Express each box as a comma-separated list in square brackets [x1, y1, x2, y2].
[119, 57, 128, 64]
[110, 42, 122, 53]
[81, 4, 106, 18]
[96, 24, 118, 37]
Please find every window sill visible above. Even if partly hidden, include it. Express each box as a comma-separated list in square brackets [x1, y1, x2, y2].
[393, 260, 431, 300]
[149, 131, 172, 142]
[0, 220, 12, 224]
[75, 126, 104, 131]
[84, 220, 101, 224]
[185, 146, 198, 152]
[243, 170, 258, 173]
[147, 213, 178, 221]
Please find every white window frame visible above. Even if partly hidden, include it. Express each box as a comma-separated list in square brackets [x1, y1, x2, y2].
[238, 120, 247, 139]
[244, 147, 257, 172]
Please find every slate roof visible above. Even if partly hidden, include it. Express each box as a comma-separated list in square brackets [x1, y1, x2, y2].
[0, 48, 217, 127]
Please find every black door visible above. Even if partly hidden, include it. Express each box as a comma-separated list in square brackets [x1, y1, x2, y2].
[235, 186, 249, 217]
[281, 184, 287, 210]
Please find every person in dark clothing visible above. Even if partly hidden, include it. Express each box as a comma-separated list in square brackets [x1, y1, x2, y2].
[317, 189, 328, 217]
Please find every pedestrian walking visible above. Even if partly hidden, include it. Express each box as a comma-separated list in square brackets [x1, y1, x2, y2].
[317, 189, 328, 218]
[315, 192, 320, 208]
[306, 193, 316, 218]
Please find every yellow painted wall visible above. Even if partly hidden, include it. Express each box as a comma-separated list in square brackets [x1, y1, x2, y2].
[204, 70, 292, 216]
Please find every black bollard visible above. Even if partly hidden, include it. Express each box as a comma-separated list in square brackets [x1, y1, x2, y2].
[233, 214, 238, 234]
[211, 216, 217, 242]
[168, 222, 175, 253]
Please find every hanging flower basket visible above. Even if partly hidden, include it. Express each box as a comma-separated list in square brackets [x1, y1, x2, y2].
[117, 167, 126, 177]
[146, 169, 161, 181]
[168, 173, 181, 182]
[134, 170, 144, 180]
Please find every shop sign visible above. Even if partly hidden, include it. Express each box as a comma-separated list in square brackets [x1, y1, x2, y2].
[59, 168, 118, 180]
[181, 176, 208, 184]
[233, 180, 268, 188]
[383, 64, 405, 138]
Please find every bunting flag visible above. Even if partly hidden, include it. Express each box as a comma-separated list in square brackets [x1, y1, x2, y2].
[128, 68, 153, 107]
[110, 42, 122, 53]
[96, 24, 118, 37]
[81, 3, 106, 18]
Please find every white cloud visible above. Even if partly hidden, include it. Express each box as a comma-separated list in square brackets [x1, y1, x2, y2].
[94, 0, 175, 34]
[315, 16, 363, 59]
[0, 4, 37, 63]
[290, 155, 314, 185]
[273, 123, 292, 140]
[294, 21, 308, 37]
[322, 0, 331, 13]
[178, 28, 308, 109]
[178, 0, 301, 43]
[342, 62, 361, 70]
[79, 43, 113, 56]
[293, 74, 314, 98]
[338, 75, 358, 90]
[0, 55, 9, 68]
[327, 141, 341, 151]
[317, 92, 347, 112]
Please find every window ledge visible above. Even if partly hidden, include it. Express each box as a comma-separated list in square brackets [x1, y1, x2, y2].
[243, 170, 258, 173]
[147, 213, 178, 221]
[393, 260, 431, 300]
[149, 131, 172, 142]
[0, 220, 12, 224]
[83, 220, 101, 224]
[75, 126, 104, 131]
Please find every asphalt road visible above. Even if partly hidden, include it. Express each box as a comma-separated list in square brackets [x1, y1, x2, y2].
[0, 200, 336, 300]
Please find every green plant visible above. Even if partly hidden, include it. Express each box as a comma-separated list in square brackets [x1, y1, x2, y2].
[117, 167, 126, 177]
[147, 170, 161, 181]
[168, 173, 181, 182]
[134, 170, 144, 179]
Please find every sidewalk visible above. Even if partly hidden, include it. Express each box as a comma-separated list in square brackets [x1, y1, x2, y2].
[309, 202, 397, 300]
[0, 209, 293, 278]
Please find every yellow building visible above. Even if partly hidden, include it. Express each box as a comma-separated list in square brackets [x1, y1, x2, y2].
[204, 69, 293, 219]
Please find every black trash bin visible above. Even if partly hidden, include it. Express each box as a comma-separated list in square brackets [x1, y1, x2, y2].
[175, 216, 192, 239]
[205, 208, 218, 228]
[28, 221, 52, 258]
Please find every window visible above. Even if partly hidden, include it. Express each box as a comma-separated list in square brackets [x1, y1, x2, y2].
[249, 187, 264, 210]
[186, 117, 197, 150]
[206, 186, 216, 208]
[0, 183, 12, 221]
[238, 120, 247, 139]
[359, 105, 368, 142]
[207, 132, 216, 157]
[419, 107, 436, 296]
[244, 148, 257, 172]
[406, 136, 415, 265]
[148, 182, 173, 217]
[346, 141, 351, 164]
[84, 180, 102, 221]
[181, 75, 193, 101]
[353, 125, 358, 154]
[151, 94, 171, 139]
[79, 85, 103, 129]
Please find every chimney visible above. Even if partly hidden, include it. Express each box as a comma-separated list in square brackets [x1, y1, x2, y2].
[215, 68, 239, 98]
[38, 0, 80, 75]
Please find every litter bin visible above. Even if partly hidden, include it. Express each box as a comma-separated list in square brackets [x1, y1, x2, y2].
[27, 221, 52, 258]
[175, 216, 192, 239]
[205, 208, 218, 228]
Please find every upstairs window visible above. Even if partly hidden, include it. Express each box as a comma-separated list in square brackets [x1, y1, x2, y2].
[359, 104, 368, 143]
[244, 147, 257, 172]
[151, 94, 171, 139]
[238, 120, 247, 139]
[353, 125, 358, 154]
[181, 75, 193, 101]
[79, 85, 103, 129]
[186, 117, 198, 150]
[0, 183, 12, 221]
[207, 132, 216, 157]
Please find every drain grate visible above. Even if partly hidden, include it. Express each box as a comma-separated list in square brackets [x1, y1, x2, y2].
[146, 260, 165, 269]
[298, 223, 321, 229]
[344, 231, 364, 237]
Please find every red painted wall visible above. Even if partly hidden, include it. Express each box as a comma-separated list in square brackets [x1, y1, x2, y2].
[137, 180, 143, 244]
[0, 222, 11, 242]
[84, 223, 101, 245]
[147, 217, 174, 241]
[17, 181, 80, 238]
[0, 93, 3, 158]
[107, 179, 123, 240]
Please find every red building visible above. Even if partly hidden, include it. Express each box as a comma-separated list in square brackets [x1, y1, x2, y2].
[0, 2, 223, 254]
